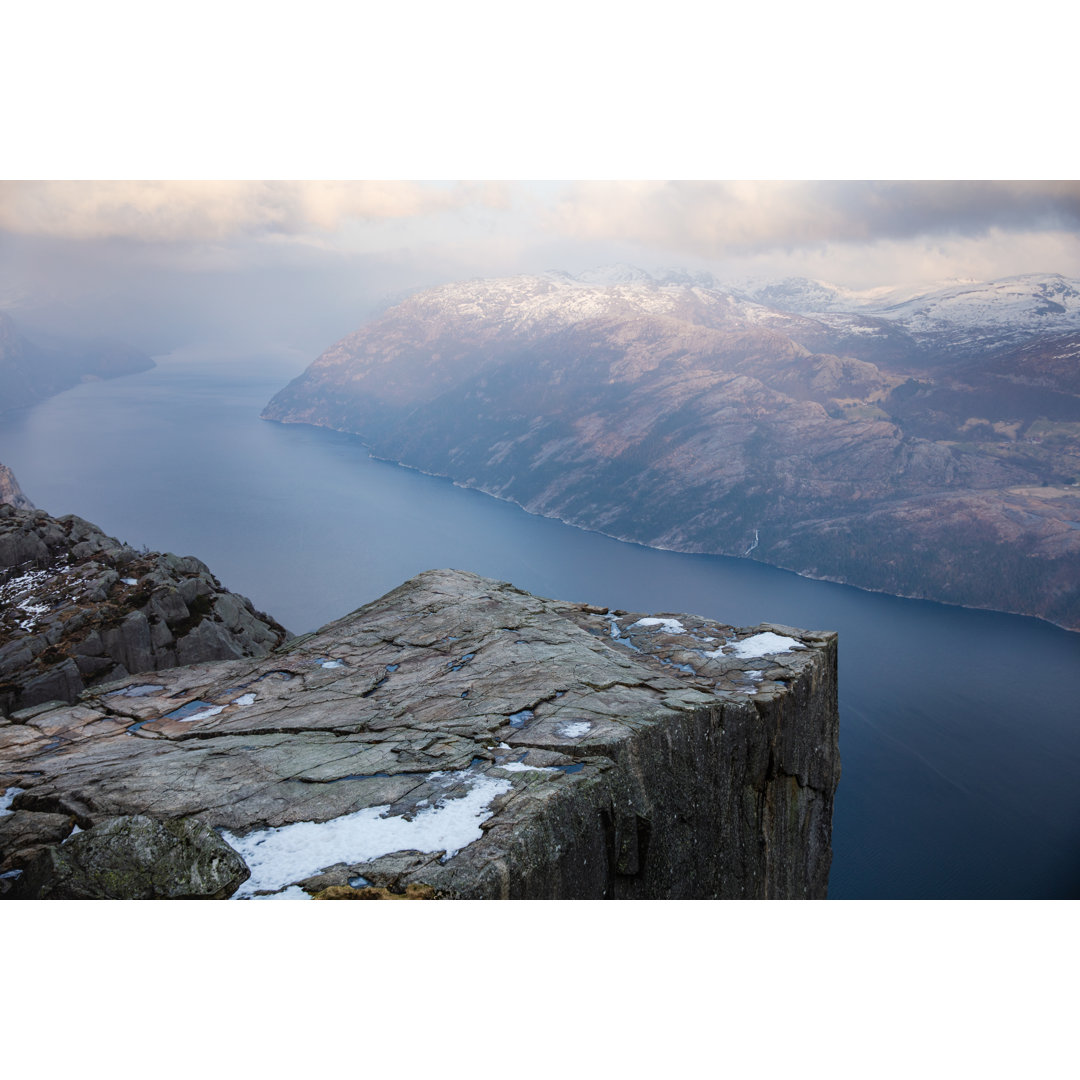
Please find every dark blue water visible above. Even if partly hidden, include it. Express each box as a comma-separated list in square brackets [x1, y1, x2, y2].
[3, 353, 1079, 899]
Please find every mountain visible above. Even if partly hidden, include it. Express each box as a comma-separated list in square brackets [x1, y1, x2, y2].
[0, 502, 291, 716]
[0, 464, 33, 510]
[0, 311, 153, 414]
[735, 272, 1080, 364]
[263, 269, 1080, 630]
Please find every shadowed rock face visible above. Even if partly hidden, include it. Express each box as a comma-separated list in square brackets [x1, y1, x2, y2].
[17, 815, 249, 900]
[1, 569, 840, 900]
[0, 504, 291, 717]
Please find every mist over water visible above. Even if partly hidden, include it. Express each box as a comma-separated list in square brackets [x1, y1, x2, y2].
[3, 354, 1078, 899]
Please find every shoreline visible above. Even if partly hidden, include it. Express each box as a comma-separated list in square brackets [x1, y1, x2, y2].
[260, 413, 1080, 637]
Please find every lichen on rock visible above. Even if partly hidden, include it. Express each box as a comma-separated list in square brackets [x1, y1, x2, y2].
[13, 814, 250, 899]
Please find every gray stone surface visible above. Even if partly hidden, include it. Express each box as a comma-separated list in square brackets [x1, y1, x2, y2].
[0, 569, 840, 899]
[13, 814, 249, 899]
[0, 504, 291, 716]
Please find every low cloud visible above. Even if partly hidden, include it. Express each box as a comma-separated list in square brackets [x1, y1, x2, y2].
[0, 181, 509, 242]
[549, 181, 1080, 256]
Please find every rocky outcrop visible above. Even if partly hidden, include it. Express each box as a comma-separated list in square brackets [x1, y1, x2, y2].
[0, 311, 153, 415]
[0, 464, 33, 511]
[0, 504, 291, 716]
[262, 271, 1080, 629]
[0, 569, 840, 900]
[16, 815, 249, 899]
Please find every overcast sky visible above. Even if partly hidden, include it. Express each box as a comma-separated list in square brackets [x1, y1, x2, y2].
[3, 4, 1077, 361]
[3, 179, 1079, 357]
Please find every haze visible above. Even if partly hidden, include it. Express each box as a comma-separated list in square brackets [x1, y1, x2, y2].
[3, 180, 1079, 359]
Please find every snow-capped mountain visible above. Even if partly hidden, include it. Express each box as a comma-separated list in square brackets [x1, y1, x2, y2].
[734, 271, 1080, 355]
[870, 273, 1080, 344]
[264, 265, 1080, 630]
[382, 266, 1080, 368]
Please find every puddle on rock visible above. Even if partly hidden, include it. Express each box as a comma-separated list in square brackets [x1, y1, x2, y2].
[107, 683, 165, 698]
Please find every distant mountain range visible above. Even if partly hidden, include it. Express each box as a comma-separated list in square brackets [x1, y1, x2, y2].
[0, 311, 153, 414]
[263, 268, 1080, 630]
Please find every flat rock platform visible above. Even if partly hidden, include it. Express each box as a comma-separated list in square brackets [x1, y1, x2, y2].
[1, 569, 839, 899]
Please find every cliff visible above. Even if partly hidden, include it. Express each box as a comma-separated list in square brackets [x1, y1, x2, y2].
[0, 504, 291, 717]
[1, 568, 839, 900]
[262, 271, 1080, 629]
[0, 464, 33, 511]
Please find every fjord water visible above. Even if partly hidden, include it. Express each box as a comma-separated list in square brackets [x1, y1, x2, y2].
[3, 353, 1078, 900]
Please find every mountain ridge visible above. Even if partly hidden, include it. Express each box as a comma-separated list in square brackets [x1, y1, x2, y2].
[263, 269, 1080, 630]
[0, 310, 154, 415]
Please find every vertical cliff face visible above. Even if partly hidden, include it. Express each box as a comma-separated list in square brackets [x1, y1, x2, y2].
[2, 569, 839, 900]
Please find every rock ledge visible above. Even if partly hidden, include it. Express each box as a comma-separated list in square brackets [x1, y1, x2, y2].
[1, 569, 839, 899]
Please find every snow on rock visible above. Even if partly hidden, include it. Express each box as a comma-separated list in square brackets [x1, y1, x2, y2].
[260, 885, 309, 900]
[705, 632, 806, 659]
[179, 704, 225, 723]
[632, 617, 687, 634]
[0, 787, 25, 816]
[222, 769, 513, 899]
[557, 721, 592, 738]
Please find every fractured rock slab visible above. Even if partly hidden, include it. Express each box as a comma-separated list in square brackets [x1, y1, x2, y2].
[0, 569, 840, 900]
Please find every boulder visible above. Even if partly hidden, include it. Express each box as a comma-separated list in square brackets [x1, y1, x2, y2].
[14, 815, 250, 899]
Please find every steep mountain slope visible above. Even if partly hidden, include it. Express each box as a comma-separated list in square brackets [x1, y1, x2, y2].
[263, 270, 1080, 629]
[0, 311, 153, 414]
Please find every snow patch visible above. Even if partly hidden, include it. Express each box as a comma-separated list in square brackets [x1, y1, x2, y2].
[222, 770, 512, 899]
[705, 632, 806, 659]
[0, 787, 25, 816]
[557, 721, 592, 739]
[260, 885, 310, 900]
[181, 705, 224, 723]
[632, 617, 686, 634]
[232, 693, 256, 706]
[164, 700, 225, 723]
